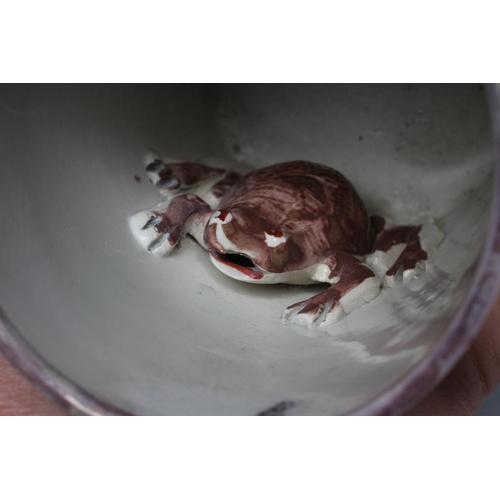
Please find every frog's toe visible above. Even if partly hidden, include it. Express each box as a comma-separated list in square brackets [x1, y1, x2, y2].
[282, 299, 343, 328]
[145, 159, 164, 173]
[157, 176, 181, 190]
[129, 210, 176, 255]
[282, 299, 309, 326]
[316, 304, 346, 327]
[147, 233, 173, 253]
[402, 259, 427, 282]
[142, 214, 163, 230]
[385, 254, 427, 287]
[145, 162, 181, 192]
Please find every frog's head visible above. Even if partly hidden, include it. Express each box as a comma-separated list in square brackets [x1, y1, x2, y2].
[203, 207, 306, 283]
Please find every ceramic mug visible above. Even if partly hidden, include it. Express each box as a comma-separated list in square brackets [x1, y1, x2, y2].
[0, 84, 499, 415]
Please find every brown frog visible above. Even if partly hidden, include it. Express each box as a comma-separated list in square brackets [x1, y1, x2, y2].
[129, 153, 427, 327]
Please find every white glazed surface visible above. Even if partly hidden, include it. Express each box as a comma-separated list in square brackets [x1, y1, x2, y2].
[0, 84, 494, 415]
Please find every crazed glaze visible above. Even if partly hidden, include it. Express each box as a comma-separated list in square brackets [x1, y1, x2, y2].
[129, 154, 428, 328]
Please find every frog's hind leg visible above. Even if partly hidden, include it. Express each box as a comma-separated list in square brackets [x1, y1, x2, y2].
[144, 152, 226, 197]
[366, 216, 428, 286]
[283, 252, 380, 328]
[204, 171, 243, 207]
[129, 194, 212, 255]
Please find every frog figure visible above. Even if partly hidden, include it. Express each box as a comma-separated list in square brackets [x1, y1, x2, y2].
[129, 153, 427, 328]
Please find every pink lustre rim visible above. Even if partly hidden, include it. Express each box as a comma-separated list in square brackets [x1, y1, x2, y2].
[0, 306, 130, 415]
[1, 84, 500, 416]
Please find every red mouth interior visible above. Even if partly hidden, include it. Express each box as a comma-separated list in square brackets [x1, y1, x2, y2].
[211, 252, 263, 280]
[219, 253, 255, 268]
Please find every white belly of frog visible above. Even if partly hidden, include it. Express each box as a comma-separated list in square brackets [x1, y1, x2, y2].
[129, 153, 428, 328]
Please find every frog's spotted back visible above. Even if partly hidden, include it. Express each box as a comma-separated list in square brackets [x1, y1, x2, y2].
[219, 161, 372, 256]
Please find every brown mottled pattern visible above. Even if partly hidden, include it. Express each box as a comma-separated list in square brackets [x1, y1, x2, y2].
[154, 194, 211, 245]
[211, 171, 242, 199]
[205, 161, 372, 273]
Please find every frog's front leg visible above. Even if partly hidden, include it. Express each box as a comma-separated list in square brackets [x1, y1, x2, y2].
[130, 155, 243, 255]
[129, 194, 212, 255]
[283, 252, 381, 328]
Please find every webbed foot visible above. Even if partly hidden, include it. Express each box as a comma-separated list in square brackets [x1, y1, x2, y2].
[283, 251, 381, 328]
[129, 205, 178, 255]
[129, 194, 212, 256]
[282, 289, 343, 328]
[368, 221, 428, 286]
[283, 275, 380, 328]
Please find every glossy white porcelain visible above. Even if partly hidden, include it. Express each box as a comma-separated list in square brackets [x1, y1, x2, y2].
[0, 84, 498, 415]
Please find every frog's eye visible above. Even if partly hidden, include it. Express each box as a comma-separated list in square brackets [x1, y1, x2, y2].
[212, 210, 232, 224]
[264, 229, 287, 248]
[266, 229, 283, 238]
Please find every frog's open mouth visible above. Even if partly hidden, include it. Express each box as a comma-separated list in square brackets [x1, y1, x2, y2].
[218, 252, 255, 268]
[209, 251, 264, 280]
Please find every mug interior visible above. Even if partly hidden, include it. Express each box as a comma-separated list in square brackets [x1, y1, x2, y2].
[0, 84, 495, 415]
